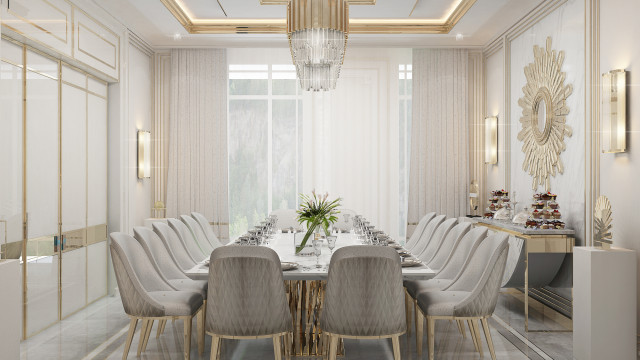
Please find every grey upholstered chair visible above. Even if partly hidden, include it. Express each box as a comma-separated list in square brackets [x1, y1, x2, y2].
[206, 246, 292, 360]
[415, 218, 457, 264]
[320, 246, 406, 360]
[416, 233, 509, 360]
[405, 212, 436, 251]
[426, 222, 472, 272]
[181, 215, 215, 255]
[409, 215, 446, 258]
[152, 222, 198, 271]
[110, 233, 204, 360]
[405, 227, 488, 339]
[168, 218, 207, 261]
[192, 212, 227, 246]
[269, 208, 299, 230]
[134, 226, 209, 345]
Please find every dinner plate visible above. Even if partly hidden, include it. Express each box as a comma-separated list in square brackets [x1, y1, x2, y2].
[397, 251, 410, 256]
[281, 262, 299, 271]
[390, 244, 403, 249]
[401, 259, 422, 267]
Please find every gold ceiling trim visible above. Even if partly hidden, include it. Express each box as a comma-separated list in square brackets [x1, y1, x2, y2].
[161, 0, 475, 34]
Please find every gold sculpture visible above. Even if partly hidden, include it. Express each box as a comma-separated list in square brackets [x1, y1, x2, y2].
[594, 195, 613, 249]
[469, 180, 479, 213]
[517, 37, 573, 191]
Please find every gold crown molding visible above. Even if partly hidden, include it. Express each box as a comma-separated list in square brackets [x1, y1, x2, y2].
[162, 0, 475, 34]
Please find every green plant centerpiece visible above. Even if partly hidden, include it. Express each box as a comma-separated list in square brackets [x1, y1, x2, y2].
[295, 191, 341, 254]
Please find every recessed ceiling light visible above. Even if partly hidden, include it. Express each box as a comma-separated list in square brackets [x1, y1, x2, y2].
[173, 33, 183, 41]
[456, 33, 464, 41]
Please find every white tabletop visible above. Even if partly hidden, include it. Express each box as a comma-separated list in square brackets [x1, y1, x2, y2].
[185, 232, 435, 281]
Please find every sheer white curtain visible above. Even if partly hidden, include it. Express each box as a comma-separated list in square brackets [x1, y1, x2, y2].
[302, 49, 411, 239]
[407, 49, 469, 236]
[166, 49, 229, 239]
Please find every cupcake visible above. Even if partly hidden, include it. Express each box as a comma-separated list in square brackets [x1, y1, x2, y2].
[533, 193, 541, 200]
[552, 210, 562, 219]
[554, 221, 565, 229]
[502, 195, 510, 202]
[541, 222, 552, 230]
[495, 190, 504, 196]
[526, 219, 538, 228]
[532, 210, 541, 219]
[548, 201, 559, 209]
[541, 192, 552, 201]
[484, 212, 494, 219]
[550, 193, 558, 200]
[541, 210, 551, 219]
[535, 201, 545, 209]
[490, 197, 499, 203]
[489, 203, 496, 211]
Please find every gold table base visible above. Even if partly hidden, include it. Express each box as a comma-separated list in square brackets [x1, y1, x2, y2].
[285, 280, 344, 357]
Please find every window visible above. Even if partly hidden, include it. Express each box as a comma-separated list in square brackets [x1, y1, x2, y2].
[228, 64, 303, 239]
[398, 64, 412, 238]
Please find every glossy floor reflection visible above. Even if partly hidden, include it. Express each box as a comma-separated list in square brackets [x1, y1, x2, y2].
[20, 290, 573, 359]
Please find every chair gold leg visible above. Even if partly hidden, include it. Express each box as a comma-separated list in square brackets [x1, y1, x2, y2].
[328, 334, 339, 360]
[416, 309, 424, 356]
[273, 335, 283, 360]
[481, 318, 497, 360]
[183, 317, 192, 360]
[137, 319, 150, 356]
[427, 317, 435, 360]
[471, 319, 484, 358]
[467, 319, 480, 353]
[142, 319, 154, 352]
[285, 333, 292, 360]
[197, 308, 205, 355]
[456, 320, 466, 338]
[405, 291, 412, 336]
[392, 335, 401, 360]
[122, 318, 138, 360]
[156, 319, 166, 338]
[210, 335, 220, 360]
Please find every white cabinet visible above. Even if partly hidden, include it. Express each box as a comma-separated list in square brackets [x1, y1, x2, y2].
[574, 247, 637, 360]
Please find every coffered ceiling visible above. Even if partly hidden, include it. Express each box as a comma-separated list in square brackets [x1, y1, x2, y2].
[95, 0, 544, 48]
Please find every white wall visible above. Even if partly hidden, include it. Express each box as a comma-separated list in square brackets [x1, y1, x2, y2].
[599, 0, 640, 333]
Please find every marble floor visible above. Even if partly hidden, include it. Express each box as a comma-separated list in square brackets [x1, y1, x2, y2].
[20, 290, 573, 359]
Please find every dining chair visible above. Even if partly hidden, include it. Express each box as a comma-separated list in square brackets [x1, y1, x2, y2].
[269, 209, 299, 230]
[321, 246, 405, 360]
[192, 212, 227, 246]
[408, 215, 446, 259]
[133, 226, 209, 345]
[405, 212, 436, 251]
[110, 232, 204, 360]
[415, 233, 509, 360]
[168, 218, 207, 262]
[426, 222, 472, 272]
[206, 246, 293, 360]
[404, 227, 488, 337]
[415, 218, 458, 264]
[152, 222, 198, 272]
[181, 215, 216, 255]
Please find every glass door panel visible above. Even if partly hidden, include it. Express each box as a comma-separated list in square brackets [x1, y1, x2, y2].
[25, 49, 59, 336]
[0, 56, 24, 260]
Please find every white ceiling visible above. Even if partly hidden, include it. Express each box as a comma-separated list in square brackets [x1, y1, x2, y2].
[95, 0, 544, 48]
[179, 0, 459, 20]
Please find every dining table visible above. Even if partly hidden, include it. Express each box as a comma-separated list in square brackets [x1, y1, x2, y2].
[186, 231, 435, 357]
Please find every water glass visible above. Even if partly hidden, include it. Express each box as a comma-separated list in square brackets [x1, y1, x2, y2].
[313, 239, 322, 268]
[326, 236, 337, 255]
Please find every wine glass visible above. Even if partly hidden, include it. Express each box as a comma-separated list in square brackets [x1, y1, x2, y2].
[313, 239, 322, 268]
[326, 236, 337, 255]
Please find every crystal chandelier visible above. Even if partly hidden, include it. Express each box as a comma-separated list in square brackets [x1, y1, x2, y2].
[287, 0, 349, 91]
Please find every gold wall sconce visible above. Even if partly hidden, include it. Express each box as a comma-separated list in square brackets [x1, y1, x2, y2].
[138, 130, 151, 179]
[602, 69, 627, 153]
[485, 116, 498, 164]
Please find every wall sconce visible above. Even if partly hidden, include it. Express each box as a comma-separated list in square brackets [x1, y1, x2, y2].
[138, 130, 151, 179]
[602, 69, 627, 153]
[485, 116, 498, 164]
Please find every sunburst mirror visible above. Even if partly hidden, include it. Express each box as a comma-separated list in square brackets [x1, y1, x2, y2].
[517, 37, 573, 191]
[594, 195, 613, 249]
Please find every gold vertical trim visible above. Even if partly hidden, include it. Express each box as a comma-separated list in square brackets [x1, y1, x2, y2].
[22, 43, 28, 341]
[58, 58, 63, 322]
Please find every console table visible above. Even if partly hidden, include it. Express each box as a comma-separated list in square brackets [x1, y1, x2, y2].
[474, 219, 575, 332]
